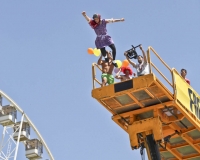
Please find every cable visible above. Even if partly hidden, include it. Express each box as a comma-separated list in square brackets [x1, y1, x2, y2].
[146, 88, 188, 129]
[159, 130, 179, 150]
[164, 106, 188, 129]
[140, 142, 145, 160]
[105, 103, 130, 124]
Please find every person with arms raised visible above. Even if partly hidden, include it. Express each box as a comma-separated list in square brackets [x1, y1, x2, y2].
[97, 51, 115, 87]
[124, 45, 149, 76]
[82, 11, 124, 67]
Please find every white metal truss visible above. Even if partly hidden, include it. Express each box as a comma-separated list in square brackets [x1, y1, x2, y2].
[0, 91, 54, 160]
[0, 114, 24, 160]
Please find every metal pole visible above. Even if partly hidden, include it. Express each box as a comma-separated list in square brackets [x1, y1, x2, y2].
[92, 64, 95, 89]
[147, 47, 152, 74]
[0, 126, 6, 157]
[13, 113, 24, 160]
[0, 95, 2, 111]
[146, 134, 161, 160]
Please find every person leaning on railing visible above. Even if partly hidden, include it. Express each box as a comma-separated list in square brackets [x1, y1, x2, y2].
[180, 69, 190, 85]
[124, 45, 149, 76]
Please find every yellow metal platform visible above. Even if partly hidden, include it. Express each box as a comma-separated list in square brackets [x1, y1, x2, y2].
[91, 47, 200, 160]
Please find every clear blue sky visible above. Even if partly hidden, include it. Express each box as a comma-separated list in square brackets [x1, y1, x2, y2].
[0, 1, 200, 159]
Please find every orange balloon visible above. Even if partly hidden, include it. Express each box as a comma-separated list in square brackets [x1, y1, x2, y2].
[87, 48, 94, 54]
[122, 60, 129, 67]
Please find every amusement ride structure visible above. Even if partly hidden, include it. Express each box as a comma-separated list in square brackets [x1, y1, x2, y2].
[0, 91, 54, 160]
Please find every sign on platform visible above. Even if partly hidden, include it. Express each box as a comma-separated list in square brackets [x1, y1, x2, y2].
[173, 71, 200, 120]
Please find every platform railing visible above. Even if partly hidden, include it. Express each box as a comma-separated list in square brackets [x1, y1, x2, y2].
[92, 46, 176, 93]
[92, 63, 102, 89]
[147, 46, 175, 94]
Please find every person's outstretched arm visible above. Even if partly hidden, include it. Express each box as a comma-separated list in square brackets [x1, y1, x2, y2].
[140, 45, 147, 64]
[115, 68, 122, 79]
[82, 11, 91, 22]
[97, 55, 103, 65]
[105, 18, 125, 23]
[124, 52, 137, 68]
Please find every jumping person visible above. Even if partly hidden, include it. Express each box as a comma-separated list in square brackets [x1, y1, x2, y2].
[82, 11, 125, 67]
[115, 66, 135, 82]
[97, 51, 115, 87]
[124, 45, 149, 76]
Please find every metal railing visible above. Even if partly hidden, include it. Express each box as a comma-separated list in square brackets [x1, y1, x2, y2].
[92, 63, 102, 89]
[92, 46, 176, 94]
[147, 46, 174, 94]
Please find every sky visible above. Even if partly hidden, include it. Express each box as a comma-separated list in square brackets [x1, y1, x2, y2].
[0, 0, 200, 159]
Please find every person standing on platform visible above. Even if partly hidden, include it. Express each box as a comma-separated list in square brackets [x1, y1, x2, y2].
[124, 45, 149, 76]
[97, 51, 115, 87]
[180, 69, 190, 85]
[115, 66, 135, 82]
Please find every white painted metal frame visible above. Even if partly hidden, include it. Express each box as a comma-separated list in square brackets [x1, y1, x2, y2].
[0, 90, 54, 160]
[0, 118, 23, 160]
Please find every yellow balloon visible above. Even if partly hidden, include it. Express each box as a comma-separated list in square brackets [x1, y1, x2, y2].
[93, 48, 101, 56]
[116, 60, 122, 68]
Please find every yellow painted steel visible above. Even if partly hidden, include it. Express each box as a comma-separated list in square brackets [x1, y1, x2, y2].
[173, 69, 200, 122]
[128, 117, 163, 148]
[91, 47, 200, 160]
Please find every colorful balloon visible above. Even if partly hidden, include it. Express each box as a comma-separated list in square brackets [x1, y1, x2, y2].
[115, 60, 122, 68]
[93, 48, 101, 56]
[122, 59, 129, 67]
[114, 67, 120, 73]
[87, 48, 94, 54]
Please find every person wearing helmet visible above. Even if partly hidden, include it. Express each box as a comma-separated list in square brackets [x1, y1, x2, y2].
[82, 11, 125, 67]
[115, 66, 135, 82]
